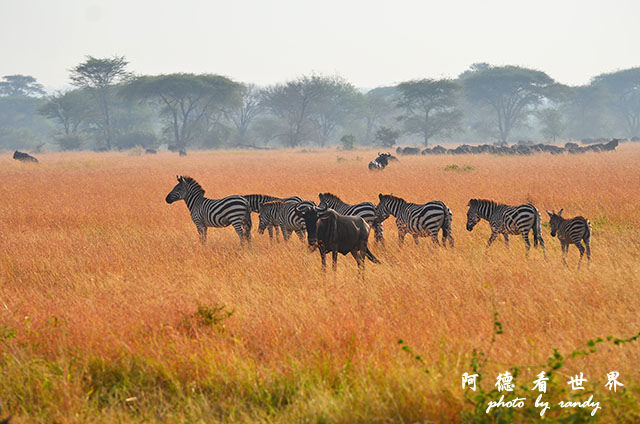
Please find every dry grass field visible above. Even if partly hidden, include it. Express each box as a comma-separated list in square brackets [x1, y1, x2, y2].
[1, 145, 639, 423]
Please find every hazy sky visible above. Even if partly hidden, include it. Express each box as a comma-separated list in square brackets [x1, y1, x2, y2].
[2, 0, 639, 90]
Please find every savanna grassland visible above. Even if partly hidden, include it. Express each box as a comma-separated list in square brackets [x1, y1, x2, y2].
[1, 146, 639, 423]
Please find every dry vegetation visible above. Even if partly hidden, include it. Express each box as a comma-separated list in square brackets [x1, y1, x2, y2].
[1, 146, 639, 422]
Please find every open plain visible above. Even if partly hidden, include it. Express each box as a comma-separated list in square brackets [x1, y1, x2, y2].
[1, 146, 639, 422]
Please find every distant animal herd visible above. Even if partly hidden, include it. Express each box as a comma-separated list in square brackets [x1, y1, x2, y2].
[166, 176, 593, 275]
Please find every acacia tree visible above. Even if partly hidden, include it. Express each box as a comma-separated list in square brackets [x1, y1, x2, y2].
[463, 65, 558, 143]
[592, 67, 640, 137]
[308, 76, 359, 146]
[360, 88, 395, 144]
[228, 84, 264, 146]
[0, 75, 45, 97]
[70, 55, 131, 150]
[537, 108, 565, 141]
[121, 73, 241, 151]
[563, 85, 610, 139]
[38, 90, 92, 136]
[262, 75, 327, 147]
[396, 79, 462, 145]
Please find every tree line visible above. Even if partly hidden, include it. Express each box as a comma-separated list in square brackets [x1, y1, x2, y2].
[1, 56, 639, 152]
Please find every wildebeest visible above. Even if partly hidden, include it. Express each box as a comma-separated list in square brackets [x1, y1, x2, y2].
[13, 150, 38, 163]
[368, 152, 397, 171]
[295, 204, 381, 274]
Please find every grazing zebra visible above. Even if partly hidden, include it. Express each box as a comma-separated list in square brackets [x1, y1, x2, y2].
[318, 192, 384, 244]
[547, 209, 591, 268]
[258, 200, 306, 242]
[166, 176, 251, 245]
[376, 194, 454, 247]
[466, 198, 546, 256]
[243, 194, 303, 241]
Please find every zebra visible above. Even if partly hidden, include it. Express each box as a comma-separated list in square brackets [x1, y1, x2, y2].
[318, 192, 384, 245]
[258, 200, 306, 242]
[376, 194, 454, 247]
[466, 198, 546, 256]
[243, 194, 303, 241]
[546, 209, 591, 268]
[166, 176, 251, 245]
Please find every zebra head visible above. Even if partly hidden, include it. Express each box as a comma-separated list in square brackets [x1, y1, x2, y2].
[546, 209, 564, 237]
[166, 176, 204, 204]
[318, 193, 336, 209]
[466, 199, 482, 231]
[375, 193, 392, 222]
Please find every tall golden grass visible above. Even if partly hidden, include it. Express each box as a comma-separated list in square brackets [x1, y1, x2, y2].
[0, 146, 639, 422]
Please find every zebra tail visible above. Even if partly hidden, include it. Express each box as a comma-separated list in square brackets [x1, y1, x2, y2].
[365, 248, 382, 264]
[533, 210, 541, 247]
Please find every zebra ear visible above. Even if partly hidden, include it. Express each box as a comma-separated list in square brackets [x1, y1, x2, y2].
[378, 193, 383, 200]
[558, 208, 563, 216]
[546, 211, 552, 218]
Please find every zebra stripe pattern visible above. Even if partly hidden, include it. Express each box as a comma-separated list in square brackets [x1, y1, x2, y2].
[166, 176, 251, 245]
[243, 194, 303, 241]
[376, 194, 454, 246]
[318, 192, 384, 244]
[258, 200, 306, 242]
[466, 198, 546, 256]
[547, 209, 591, 268]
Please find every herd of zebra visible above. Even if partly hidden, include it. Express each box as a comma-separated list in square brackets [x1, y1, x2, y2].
[166, 176, 592, 270]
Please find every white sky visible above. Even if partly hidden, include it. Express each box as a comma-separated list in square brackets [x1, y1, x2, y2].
[2, 0, 639, 90]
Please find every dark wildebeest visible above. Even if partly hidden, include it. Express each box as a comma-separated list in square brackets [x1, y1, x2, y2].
[368, 152, 397, 171]
[295, 204, 381, 275]
[13, 151, 38, 163]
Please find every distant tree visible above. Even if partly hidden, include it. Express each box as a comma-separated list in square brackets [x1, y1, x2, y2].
[121, 73, 241, 151]
[563, 85, 610, 139]
[70, 56, 131, 150]
[463, 65, 558, 143]
[308, 76, 360, 146]
[359, 88, 395, 144]
[0, 75, 45, 97]
[263, 75, 329, 147]
[396, 79, 462, 145]
[592, 67, 640, 137]
[252, 115, 285, 147]
[228, 84, 264, 146]
[537, 108, 565, 141]
[374, 126, 400, 148]
[340, 134, 355, 150]
[38, 90, 93, 136]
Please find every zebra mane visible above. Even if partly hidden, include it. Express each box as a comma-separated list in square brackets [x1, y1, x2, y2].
[320, 192, 343, 203]
[379, 193, 406, 204]
[468, 198, 501, 208]
[179, 176, 205, 197]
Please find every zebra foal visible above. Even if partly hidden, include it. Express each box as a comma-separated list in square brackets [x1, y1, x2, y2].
[466, 198, 546, 256]
[376, 194, 454, 247]
[166, 176, 251, 245]
[258, 200, 306, 242]
[547, 209, 591, 268]
[243, 194, 303, 241]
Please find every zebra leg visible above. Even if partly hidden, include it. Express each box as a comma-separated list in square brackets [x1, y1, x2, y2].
[197, 226, 207, 245]
[243, 216, 252, 244]
[487, 231, 499, 247]
[282, 226, 291, 242]
[374, 222, 385, 246]
[561, 242, 568, 266]
[232, 222, 245, 246]
[576, 242, 585, 269]
[585, 237, 591, 265]
[267, 226, 276, 244]
[503, 234, 510, 248]
[274, 225, 281, 242]
[414, 233, 421, 245]
[332, 251, 338, 271]
[521, 232, 531, 255]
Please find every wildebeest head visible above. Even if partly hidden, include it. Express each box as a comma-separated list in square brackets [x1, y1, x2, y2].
[546, 209, 564, 237]
[295, 204, 320, 249]
[466, 199, 481, 231]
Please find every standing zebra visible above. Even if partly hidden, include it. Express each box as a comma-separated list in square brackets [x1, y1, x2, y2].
[547, 209, 591, 268]
[166, 176, 251, 245]
[258, 200, 306, 242]
[318, 192, 384, 245]
[376, 194, 454, 247]
[466, 198, 546, 256]
[243, 194, 303, 241]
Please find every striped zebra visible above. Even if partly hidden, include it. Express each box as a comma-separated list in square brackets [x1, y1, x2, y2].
[166, 176, 251, 245]
[243, 194, 303, 241]
[376, 194, 454, 247]
[318, 192, 384, 244]
[258, 200, 306, 242]
[547, 209, 591, 268]
[466, 198, 546, 256]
